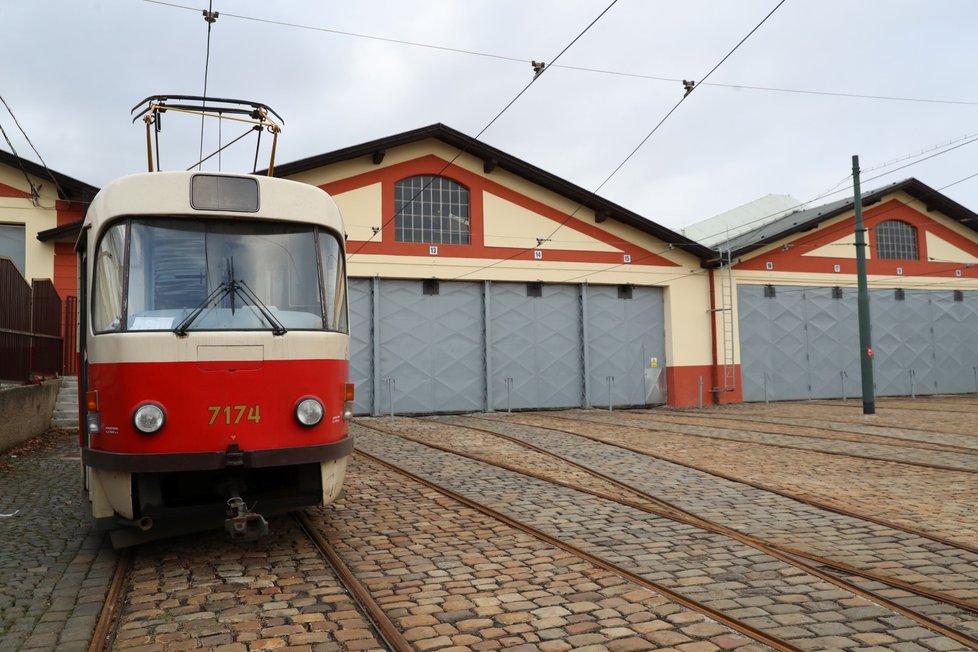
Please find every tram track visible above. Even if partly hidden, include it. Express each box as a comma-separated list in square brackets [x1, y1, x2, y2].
[87, 548, 131, 652]
[653, 409, 978, 455]
[484, 411, 978, 553]
[558, 410, 978, 474]
[293, 510, 410, 651]
[354, 446, 799, 652]
[356, 419, 978, 649]
[419, 419, 978, 610]
[735, 398, 978, 429]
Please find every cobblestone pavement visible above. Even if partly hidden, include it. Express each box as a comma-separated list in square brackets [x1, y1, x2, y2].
[355, 426, 972, 650]
[0, 430, 118, 652]
[112, 513, 386, 651]
[663, 411, 978, 453]
[560, 410, 978, 473]
[731, 398, 978, 441]
[477, 411, 977, 548]
[399, 416, 978, 613]
[5, 400, 977, 651]
[321, 454, 763, 652]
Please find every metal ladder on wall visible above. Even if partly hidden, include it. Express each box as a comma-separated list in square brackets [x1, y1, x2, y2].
[715, 246, 737, 393]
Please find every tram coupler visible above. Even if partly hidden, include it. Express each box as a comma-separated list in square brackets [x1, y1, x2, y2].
[225, 496, 268, 540]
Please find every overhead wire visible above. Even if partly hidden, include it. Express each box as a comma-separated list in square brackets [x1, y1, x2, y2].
[342, 0, 620, 260]
[0, 94, 64, 203]
[139, 0, 978, 289]
[142, 0, 978, 108]
[555, 166, 978, 286]
[690, 132, 978, 253]
[451, 0, 788, 281]
[198, 0, 217, 171]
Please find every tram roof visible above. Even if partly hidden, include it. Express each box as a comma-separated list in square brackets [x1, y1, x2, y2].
[79, 171, 344, 237]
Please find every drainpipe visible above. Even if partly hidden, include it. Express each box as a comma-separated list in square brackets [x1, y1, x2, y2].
[708, 268, 720, 405]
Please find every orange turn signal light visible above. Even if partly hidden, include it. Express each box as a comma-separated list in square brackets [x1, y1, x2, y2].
[345, 383, 355, 401]
[86, 390, 99, 412]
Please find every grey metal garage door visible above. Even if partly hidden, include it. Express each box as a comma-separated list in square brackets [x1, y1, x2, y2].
[489, 282, 582, 410]
[585, 285, 666, 407]
[933, 292, 978, 393]
[349, 279, 669, 414]
[871, 290, 935, 397]
[348, 278, 374, 415]
[377, 280, 485, 415]
[739, 284, 978, 401]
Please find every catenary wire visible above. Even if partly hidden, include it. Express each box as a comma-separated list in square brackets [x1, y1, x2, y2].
[0, 95, 65, 201]
[691, 133, 978, 251]
[198, 0, 216, 171]
[341, 0, 620, 259]
[143, 0, 978, 254]
[450, 0, 788, 281]
[556, 168, 978, 286]
[142, 0, 978, 108]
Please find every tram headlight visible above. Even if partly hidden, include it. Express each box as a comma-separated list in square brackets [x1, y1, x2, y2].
[295, 397, 324, 427]
[133, 403, 166, 434]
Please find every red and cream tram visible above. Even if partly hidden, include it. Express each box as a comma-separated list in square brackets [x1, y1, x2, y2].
[78, 168, 352, 547]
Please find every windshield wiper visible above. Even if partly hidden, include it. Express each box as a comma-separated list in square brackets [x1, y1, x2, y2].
[173, 281, 233, 336]
[233, 279, 287, 336]
[172, 279, 287, 336]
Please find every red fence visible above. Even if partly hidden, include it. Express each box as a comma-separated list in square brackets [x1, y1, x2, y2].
[63, 295, 78, 376]
[0, 258, 65, 383]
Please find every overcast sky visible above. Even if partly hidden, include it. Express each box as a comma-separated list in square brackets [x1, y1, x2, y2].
[3, 0, 977, 234]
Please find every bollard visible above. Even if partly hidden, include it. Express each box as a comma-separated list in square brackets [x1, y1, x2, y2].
[841, 370, 848, 401]
[386, 377, 396, 421]
[698, 376, 704, 409]
[909, 368, 916, 400]
[607, 376, 615, 412]
[505, 377, 513, 413]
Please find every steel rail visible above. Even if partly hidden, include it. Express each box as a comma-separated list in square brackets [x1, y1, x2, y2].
[358, 421, 978, 618]
[362, 418, 978, 624]
[425, 418, 978, 613]
[87, 548, 131, 652]
[551, 410, 978, 475]
[644, 409, 978, 455]
[293, 511, 412, 652]
[354, 447, 804, 652]
[431, 415, 978, 646]
[480, 412, 978, 556]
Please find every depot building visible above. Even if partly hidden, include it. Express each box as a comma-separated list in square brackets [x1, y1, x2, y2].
[274, 124, 717, 415]
[7, 124, 978, 414]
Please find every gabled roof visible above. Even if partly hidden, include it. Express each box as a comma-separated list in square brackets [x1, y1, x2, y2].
[271, 123, 714, 259]
[704, 178, 978, 266]
[0, 149, 99, 204]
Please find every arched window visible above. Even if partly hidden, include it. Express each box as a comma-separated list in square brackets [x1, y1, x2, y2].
[394, 175, 470, 244]
[875, 220, 918, 260]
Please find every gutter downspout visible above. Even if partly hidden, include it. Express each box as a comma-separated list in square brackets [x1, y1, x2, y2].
[708, 267, 720, 405]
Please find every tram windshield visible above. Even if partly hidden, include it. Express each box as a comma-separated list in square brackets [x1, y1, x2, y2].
[92, 218, 347, 333]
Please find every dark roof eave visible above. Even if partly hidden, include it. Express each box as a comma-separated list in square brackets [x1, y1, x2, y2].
[37, 220, 83, 243]
[702, 178, 978, 266]
[0, 149, 99, 203]
[271, 124, 714, 260]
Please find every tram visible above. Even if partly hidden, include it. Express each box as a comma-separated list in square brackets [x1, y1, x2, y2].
[77, 97, 352, 547]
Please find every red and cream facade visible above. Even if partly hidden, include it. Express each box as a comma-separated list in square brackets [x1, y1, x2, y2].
[277, 125, 717, 411]
[706, 179, 978, 402]
[0, 155, 92, 301]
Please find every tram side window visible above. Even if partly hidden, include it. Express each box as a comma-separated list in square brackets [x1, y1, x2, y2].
[319, 231, 348, 332]
[92, 222, 127, 332]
